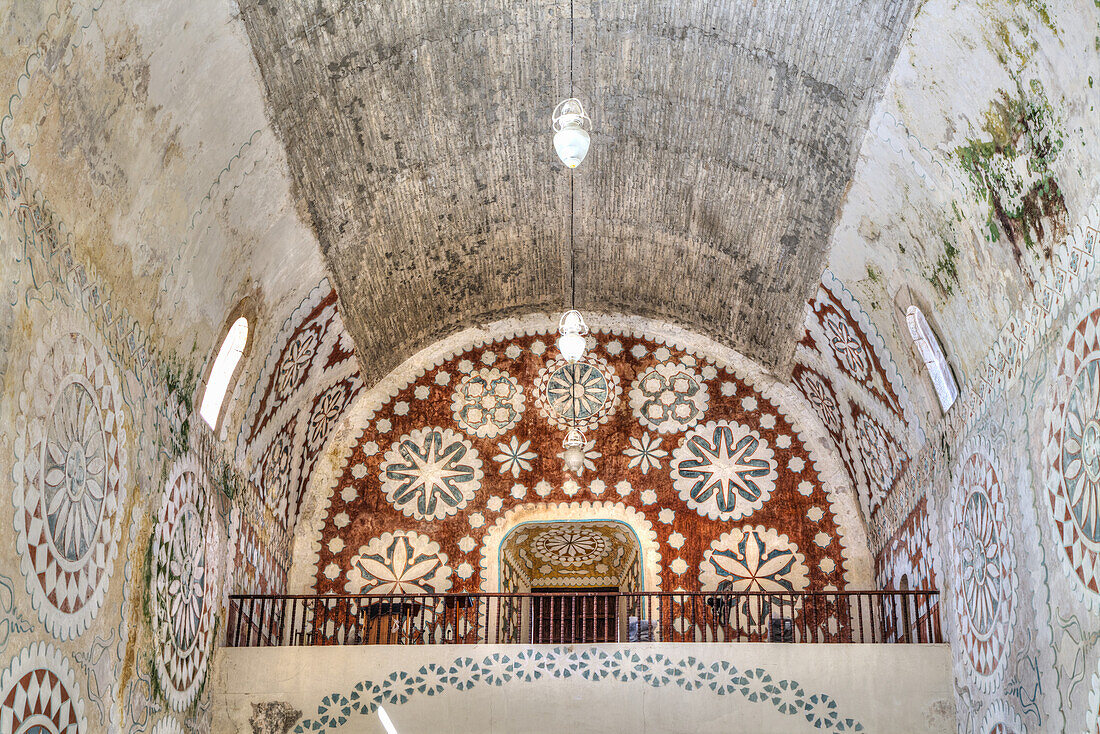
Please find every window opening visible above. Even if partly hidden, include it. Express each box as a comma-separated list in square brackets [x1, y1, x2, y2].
[200, 316, 249, 429]
[905, 306, 958, 412]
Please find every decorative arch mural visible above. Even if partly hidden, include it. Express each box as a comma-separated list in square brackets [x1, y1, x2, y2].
[291, 313, 874, 599]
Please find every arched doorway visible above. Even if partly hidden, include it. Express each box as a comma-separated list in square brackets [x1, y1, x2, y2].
[500, 520, 642, 643]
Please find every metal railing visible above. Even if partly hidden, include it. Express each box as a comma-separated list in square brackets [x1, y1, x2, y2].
[226, 590, 941, 647]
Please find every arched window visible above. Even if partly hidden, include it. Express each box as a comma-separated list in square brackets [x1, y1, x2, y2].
[905, 306, 958, 412]
[200, 316, 250, 429]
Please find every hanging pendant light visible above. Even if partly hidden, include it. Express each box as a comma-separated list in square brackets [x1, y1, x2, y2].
[556, 309, 588, 362]
[552, 98, 592, 169]
[562, 427, 587, 474]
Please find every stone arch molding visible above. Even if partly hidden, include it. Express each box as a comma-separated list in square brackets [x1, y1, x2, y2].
[481, 502, 661, 592]
[289, 312, 873, 592]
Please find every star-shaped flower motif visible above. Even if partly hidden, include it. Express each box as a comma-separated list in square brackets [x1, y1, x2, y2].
[624, 433, 667, 474]
[493, 436, 536, 478]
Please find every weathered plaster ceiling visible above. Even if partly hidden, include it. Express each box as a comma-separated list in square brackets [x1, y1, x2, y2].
[239, 0, 917, 383]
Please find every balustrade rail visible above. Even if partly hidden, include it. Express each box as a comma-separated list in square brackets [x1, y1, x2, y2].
[226, 590, 941, 647]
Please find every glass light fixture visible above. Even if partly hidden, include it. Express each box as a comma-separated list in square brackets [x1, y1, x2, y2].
[556, 309, 588, 362]
[552, 98, 592, 169]
[562, 427, 586, 474]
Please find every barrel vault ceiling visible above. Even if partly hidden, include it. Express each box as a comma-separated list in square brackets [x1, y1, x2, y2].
[238, 0, 918, 384]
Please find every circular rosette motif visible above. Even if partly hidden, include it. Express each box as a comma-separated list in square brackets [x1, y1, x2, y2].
[949, 449, 1016, 692]
[380, 427, 484, 520]
[151, 458, 220, 712]
[672, 420, 778, 520]
[450, 367, 525, 438]
[532, 527, 610, 567]
[535, 356, 621, 432]
[1046, 304, 1100, 607]
[0, 642, 87, 734]
[699, 526, 809, 633]
[345, 531, 453, 594]
[853, 412, 900, 501]
[13, 327, 129, 640]
[629, 361, 710, 434]
[273, 326, 319, 400]
[822, 311, 870, 382]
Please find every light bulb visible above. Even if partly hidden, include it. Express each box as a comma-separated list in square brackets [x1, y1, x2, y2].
[554, 126, 590, 168]
[552, 99, 592, 169]
[562, 428, 587, 474]
[557, 331, 586, 362]
[563, 446, 585, 473]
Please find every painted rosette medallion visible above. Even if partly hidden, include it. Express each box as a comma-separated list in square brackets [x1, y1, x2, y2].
[672, 420, 778, 520]
[150, 458, 220, 712]
[1046, 303, 1100, 607]
[13, 327, 129, 640]
[949, 449, 1016, 692]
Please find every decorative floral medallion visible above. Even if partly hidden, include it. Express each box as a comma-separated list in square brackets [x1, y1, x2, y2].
[1046, 304, 1100, 606]
[699, 526, 809, 631]
[273, 328, 319, 401]
[380, 428, 484, 520]
[13, 328, 128, 640]
[822, 312, 869, 382]
[0, 642, 86, 734]
[792, 368, 843, 435]
[950, 449, 1016, 692]
[853, 412, 901, 504]
[345, 531, 452, 594]
[532, 526, 611, 567]
[535, 356, 621, 432]
[451, 368, 525, 438]
[151, 458, 220, 712]
[672, 420, 778, 520]
[629, 361, 709, 434]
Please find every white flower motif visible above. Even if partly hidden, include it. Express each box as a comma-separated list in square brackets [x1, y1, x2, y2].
[435, 371, 451, 386]
[486, 496, 504, 513]
[414, 385, 430, 400]
[535, 481, 553, 498]
[362, 441, 380, 457]
[380, 427, 484, 520]
[510, 483, 527, 500]
[345, 531, 452, 594]
[458, 536, 476, 553]
[787, 457, 805, 473]
[328, 537, 345, 553]
[494, 436, 536, 478]
[657, 508, 675, 524]
[589, 479, 606, 496]
[640, 489, 657, 505]
[624, 433, 667, 474]
[720, 382, 736, 396]
[670, 558, 688, 575]
[456, 562, 474, 580]
[394, 401, 410, 416]
[563, 479, 580, 497]
[469, 512, 486, 529]
[615, 480, 633, 496]
[667, 532, 685, 549]
[823, 312, 870, 381]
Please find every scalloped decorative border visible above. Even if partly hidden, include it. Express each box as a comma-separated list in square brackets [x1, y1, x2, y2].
[0, 641, 87, 734]
[288, 313, 873, 593]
